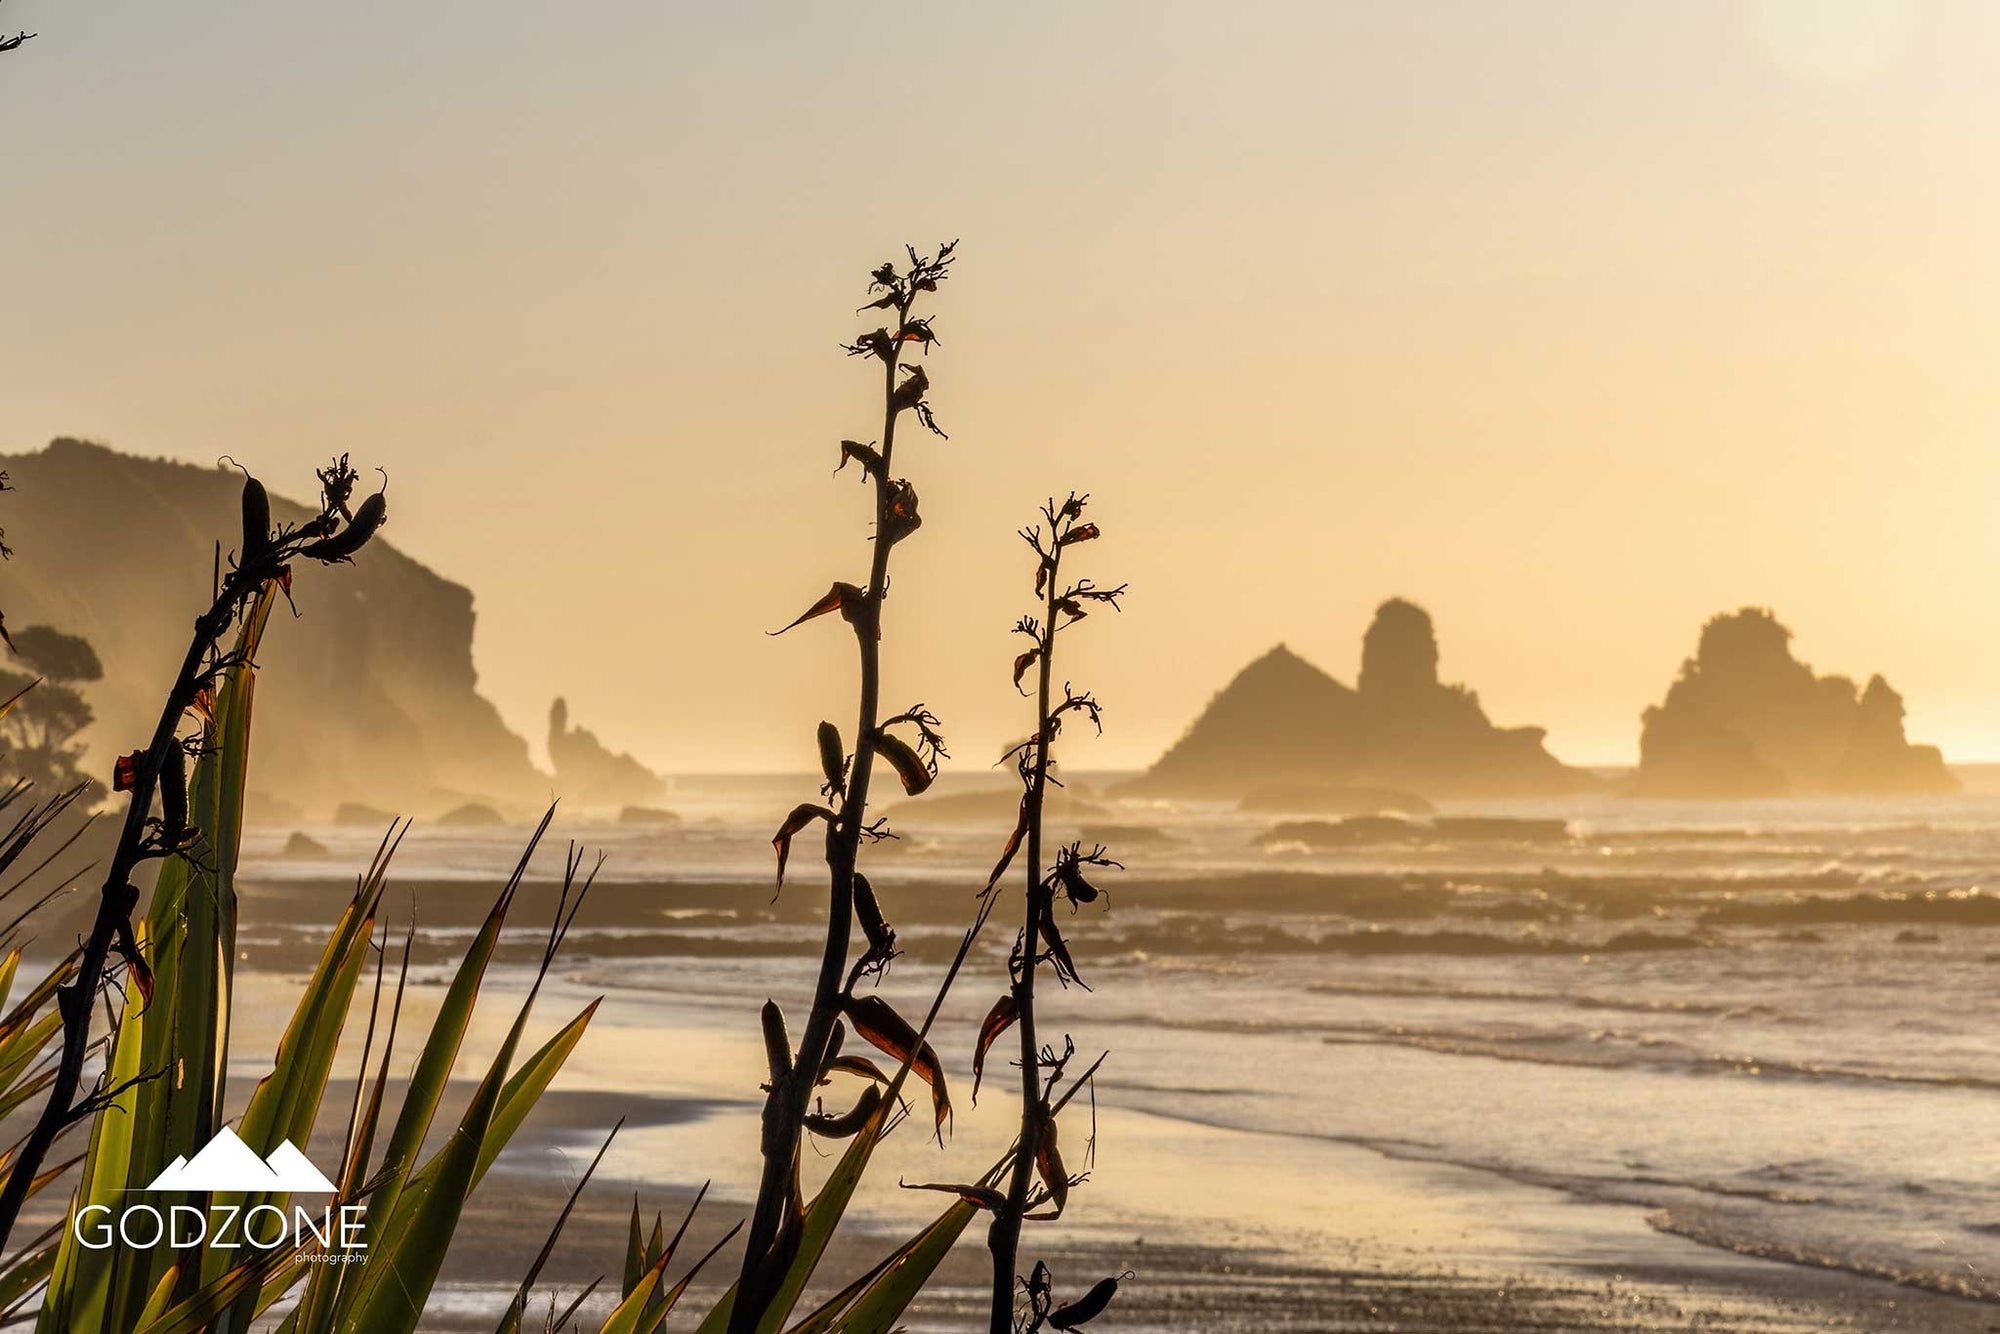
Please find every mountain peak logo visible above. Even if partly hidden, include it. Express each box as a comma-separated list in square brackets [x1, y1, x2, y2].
[70, 1127, 362, 1256]
[142, 1126, 337, 1194]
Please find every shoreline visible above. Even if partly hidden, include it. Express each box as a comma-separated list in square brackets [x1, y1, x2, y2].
[21, 1078, 1990, 1331]
[425, 1087, 1998, 1332]
[200, 873, 2000, 1329]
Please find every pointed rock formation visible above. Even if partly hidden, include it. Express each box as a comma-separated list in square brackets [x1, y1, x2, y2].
[1123, 599, 1591, 799]
[1636, 608, 1955, 797]
[548, 698, 665, 806]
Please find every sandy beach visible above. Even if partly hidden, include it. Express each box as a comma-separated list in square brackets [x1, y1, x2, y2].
[418, 1088, 1998, 1333]
[139, 840, 1997, 1332]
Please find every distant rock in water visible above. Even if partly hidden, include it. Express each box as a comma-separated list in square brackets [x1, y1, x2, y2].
[281, 831, 330, 859]
[0, 439, 546, 816]
[1124, 598, 1592, 800]
[617, 805, 682, 826]
[437, 802, 506, 828]
[1636, 608, 1956, 798]
[1258, 814, 1570, 850]
[334, 802, 396, 828]
[549, 698, 665, 806]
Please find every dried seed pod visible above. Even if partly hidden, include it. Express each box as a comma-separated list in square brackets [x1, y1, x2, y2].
[1049, 1273, 1126, 1329]
[1040, 915, 1088, 990]
[1059, 522, 1100, 546]
[1032, 1109, 1069, 1219]
[803, 1084, 881, 1139]
[770, 803, 834, 887]
[870, 728, 933, 796]
[1056, 859, 1099, 907]
[848, 327, 895, 360]
[817, 721, 846, 798]
[159, 741, 188, 848]
[300, 490, 387, 564]
[112, 750, 142, 793]
[761, 1000, 792, 1086]
[842, 993, 950, 1134]
[985, 794, 1030, 893]
[835, 440, 884, 481]
[771, 581, 874, 641]
[1026, 1260, 1054, 1319]
[971, 993, 1018, 1103]
[1012, 649, 1040, 694]
[854, 872, 896, 966]
[881, 479, 921, 547]
[240, 476, 272, 564]
[889, 364, 929, 415]
[113, 914, 154, 1006]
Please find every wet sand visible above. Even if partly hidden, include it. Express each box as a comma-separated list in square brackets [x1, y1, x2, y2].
[17, 1081, 1991, 1332]
[195, 874, 2000, 1330]
[420, 1091, 1997, 1333]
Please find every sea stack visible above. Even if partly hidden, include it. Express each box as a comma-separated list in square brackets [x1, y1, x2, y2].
[1635, 607, 1956, 797]
[548, 697, 667, 806]
[1122, 598, 1591, 800]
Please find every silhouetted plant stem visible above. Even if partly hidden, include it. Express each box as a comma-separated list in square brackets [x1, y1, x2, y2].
[985, 495, 1124, 1331]
[988, 543, 1058, 1333]
[734, 244, 956, 1332]
[0, 460, 385, 1252]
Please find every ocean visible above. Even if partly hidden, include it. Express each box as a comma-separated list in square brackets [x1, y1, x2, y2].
[235, 773, 2000, 1313]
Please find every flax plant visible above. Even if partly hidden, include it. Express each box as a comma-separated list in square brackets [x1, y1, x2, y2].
[0, 459, 385, 1252]
[0, 463, 611, 1331]
[732, 242, 959, 1334]
[976, 494, 1128, 1333]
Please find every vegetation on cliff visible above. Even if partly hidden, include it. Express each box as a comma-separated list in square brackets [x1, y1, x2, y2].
[0, 439, 602, 816]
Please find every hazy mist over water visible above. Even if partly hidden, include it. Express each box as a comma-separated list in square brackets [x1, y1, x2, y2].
[237, 776, 2000, 1303]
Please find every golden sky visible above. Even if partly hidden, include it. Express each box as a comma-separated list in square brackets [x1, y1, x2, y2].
[4, 1, 1997, 771]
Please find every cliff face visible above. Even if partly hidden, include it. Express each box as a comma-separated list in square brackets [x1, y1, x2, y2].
[1125, 598, 1592, 799]
[1637, 608, 1956, 798]
[0, 438, 547, 816]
